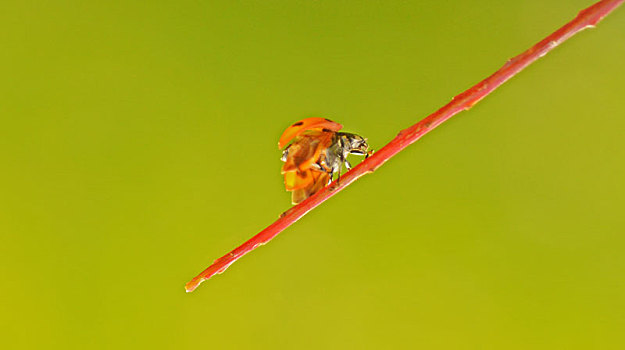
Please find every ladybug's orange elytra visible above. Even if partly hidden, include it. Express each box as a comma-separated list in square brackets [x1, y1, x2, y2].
[278, 117, 342, 149]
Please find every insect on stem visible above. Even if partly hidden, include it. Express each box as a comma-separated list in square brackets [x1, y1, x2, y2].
[185, 0, 624, 293]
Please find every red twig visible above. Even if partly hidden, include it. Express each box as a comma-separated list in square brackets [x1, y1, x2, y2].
[186, 0, 623, 293]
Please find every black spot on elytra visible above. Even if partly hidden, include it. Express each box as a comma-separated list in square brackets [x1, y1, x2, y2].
[322, 128, 331, 132]
[292, 121, 304, 126]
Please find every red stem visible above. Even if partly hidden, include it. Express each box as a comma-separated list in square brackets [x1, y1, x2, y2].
[186, 0, 624, 293]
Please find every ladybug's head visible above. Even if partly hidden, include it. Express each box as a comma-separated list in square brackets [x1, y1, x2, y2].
[339, 132, 370, 157]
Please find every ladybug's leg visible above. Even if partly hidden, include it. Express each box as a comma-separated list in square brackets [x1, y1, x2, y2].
[335, 154, 346, 185]
[314, 154, 334, 185]
[280, 146, 290, 162]
[316, 154, 332, 173]
[344, 160, 352, 170]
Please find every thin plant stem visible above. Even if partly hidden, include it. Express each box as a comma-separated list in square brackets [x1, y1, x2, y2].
[186, 0, 624, 293]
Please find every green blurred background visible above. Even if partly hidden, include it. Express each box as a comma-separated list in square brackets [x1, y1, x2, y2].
[1, 0, 624, 348]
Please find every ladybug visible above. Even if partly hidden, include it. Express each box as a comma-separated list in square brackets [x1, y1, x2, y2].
[279, 118, 372, 204]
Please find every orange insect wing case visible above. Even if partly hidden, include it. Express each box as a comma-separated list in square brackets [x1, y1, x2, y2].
[278, 117, 342, 149]
[296, 132, 333, 171]
[308, 170, 330, 195]
[283, 170, 314, 191]
[282, 130, 334, 195]
[290, 170, 330, 204]
[280, 125, 337, 203]
[281, 131, 333, 173]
